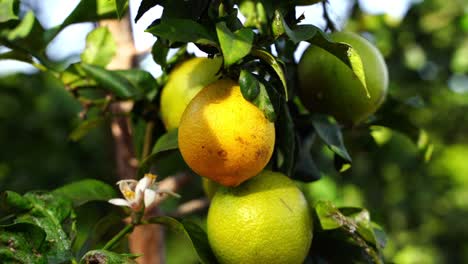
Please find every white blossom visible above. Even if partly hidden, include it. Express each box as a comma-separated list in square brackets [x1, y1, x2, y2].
[108, 173, 180, 211]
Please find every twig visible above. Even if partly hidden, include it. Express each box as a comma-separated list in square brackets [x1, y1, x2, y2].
[322, 0, 337, 32]
[102, 224, 134, 250]
[142, 121, 155, 158]
[170, 198, 210, 218]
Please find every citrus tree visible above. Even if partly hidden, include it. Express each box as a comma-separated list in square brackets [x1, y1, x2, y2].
[0, 0, 431, 263]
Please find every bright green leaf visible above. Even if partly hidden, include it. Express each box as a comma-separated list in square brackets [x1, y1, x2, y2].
[0, 223, 47, 263]
[315, 201, 343, 230]
[306, 31, 369, 98]
[216, 22, 254, 67]
[81, 27, 116, 67]
[53, 179, 117, 207]
[0, 191, 32, 214]
[0, 0, 19, 23]
[253, 81, 276, 121]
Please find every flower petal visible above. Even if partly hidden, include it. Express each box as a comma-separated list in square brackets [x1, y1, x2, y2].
[108, 198, 131, 207]
[144, 189, 158, 208]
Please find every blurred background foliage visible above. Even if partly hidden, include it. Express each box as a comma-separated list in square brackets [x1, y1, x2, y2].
[1, 0, 468, 263]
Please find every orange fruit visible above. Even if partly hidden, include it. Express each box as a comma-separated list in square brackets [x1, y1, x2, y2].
[178, 79, 275, 186]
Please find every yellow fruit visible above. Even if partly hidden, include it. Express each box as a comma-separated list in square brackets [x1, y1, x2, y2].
[207, 170, 313, 264]
[160, 57, 222, 130]
[298, 31, 388, 125]
[202, 178, 220, 199]
[178, 79, 275, 187]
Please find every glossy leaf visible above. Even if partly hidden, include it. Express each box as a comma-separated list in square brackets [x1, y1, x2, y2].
[250, 48, 288, 100]
[311, 114, 351, 162]
[147, 18, 217, 47]
[114, 69, 158, 100]
[275, 10, 318, 44]
[81, 250, 137, 264]
[81, 27, 116, 67]
[306, 31, 369, 98]
[239, 70, 260, 101]
[253, 81, 276, 121]
[81, 64, 143, 99]
[53, 179, 117, 207]
[239, 0, 268, 32]
[0, 0, 19, 23]
[216, 22, 254, 67]
[147, 216, 218, 264]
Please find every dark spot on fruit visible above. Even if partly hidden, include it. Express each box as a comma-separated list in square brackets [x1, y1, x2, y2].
[235, 136, 246, 144]
[201, 145, 205, 149]
[217, 149, 227, 159]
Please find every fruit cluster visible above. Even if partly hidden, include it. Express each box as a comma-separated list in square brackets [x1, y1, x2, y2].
[159, 31, 387, 264]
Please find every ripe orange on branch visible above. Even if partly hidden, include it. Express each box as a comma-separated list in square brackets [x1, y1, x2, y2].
[178, 79, 275, 187]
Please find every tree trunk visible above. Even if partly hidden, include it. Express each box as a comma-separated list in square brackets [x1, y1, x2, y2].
[99, 14, 165, 264]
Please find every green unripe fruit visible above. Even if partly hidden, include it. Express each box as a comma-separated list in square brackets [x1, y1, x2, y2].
[297, 31, 389, 125]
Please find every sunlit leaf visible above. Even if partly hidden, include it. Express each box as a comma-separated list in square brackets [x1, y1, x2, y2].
[81, 27, 116, 67]
[81, 250, 137, 264]
[0, 0, 19, 23]
[239, 70, 260, 101]
[216, 22, 254, 67]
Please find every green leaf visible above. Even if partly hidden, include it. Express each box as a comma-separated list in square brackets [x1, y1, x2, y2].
[275, 102, 296, 177]
[239, 0, 268, 32]
[250, 48, 288, 100]
[0, 222, 47, 263]
[53, 179, 117, 207]
[138, 129, 179, 177]
[315, 200, 343, 230]
[0, 0, 19, 23]
[0, 191, 32, 215]
[253, 81, 276, 121]
[0, 49, 33, 63]
[151, 38, 169, 68]
[216, 22, 254, 67]
[306, 31, 369, 98]
[147, 216, 218, 264]
[61, 63, 97, 90]
[372, 96, 433, 162]
[313, 201, 386, 263]
[135, 0, 162, 22]
[239, 70, 260, 101]
[45, 0, 120, 43]
[147, 18, 217, 47]
[115, 0, 129, 19]
[81, 27, 116, 67]
[152, 128, 179, 153]
[311, 114, 352, 162]
[81, 250, 137, 264]
[2, 192, 75, 263]
[69, 116, 108, 142]
[81, 63, 143, 99]
[114, 69, 158, 100]
[294, 133, 321, 182]
[275, 10, 318, 44]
